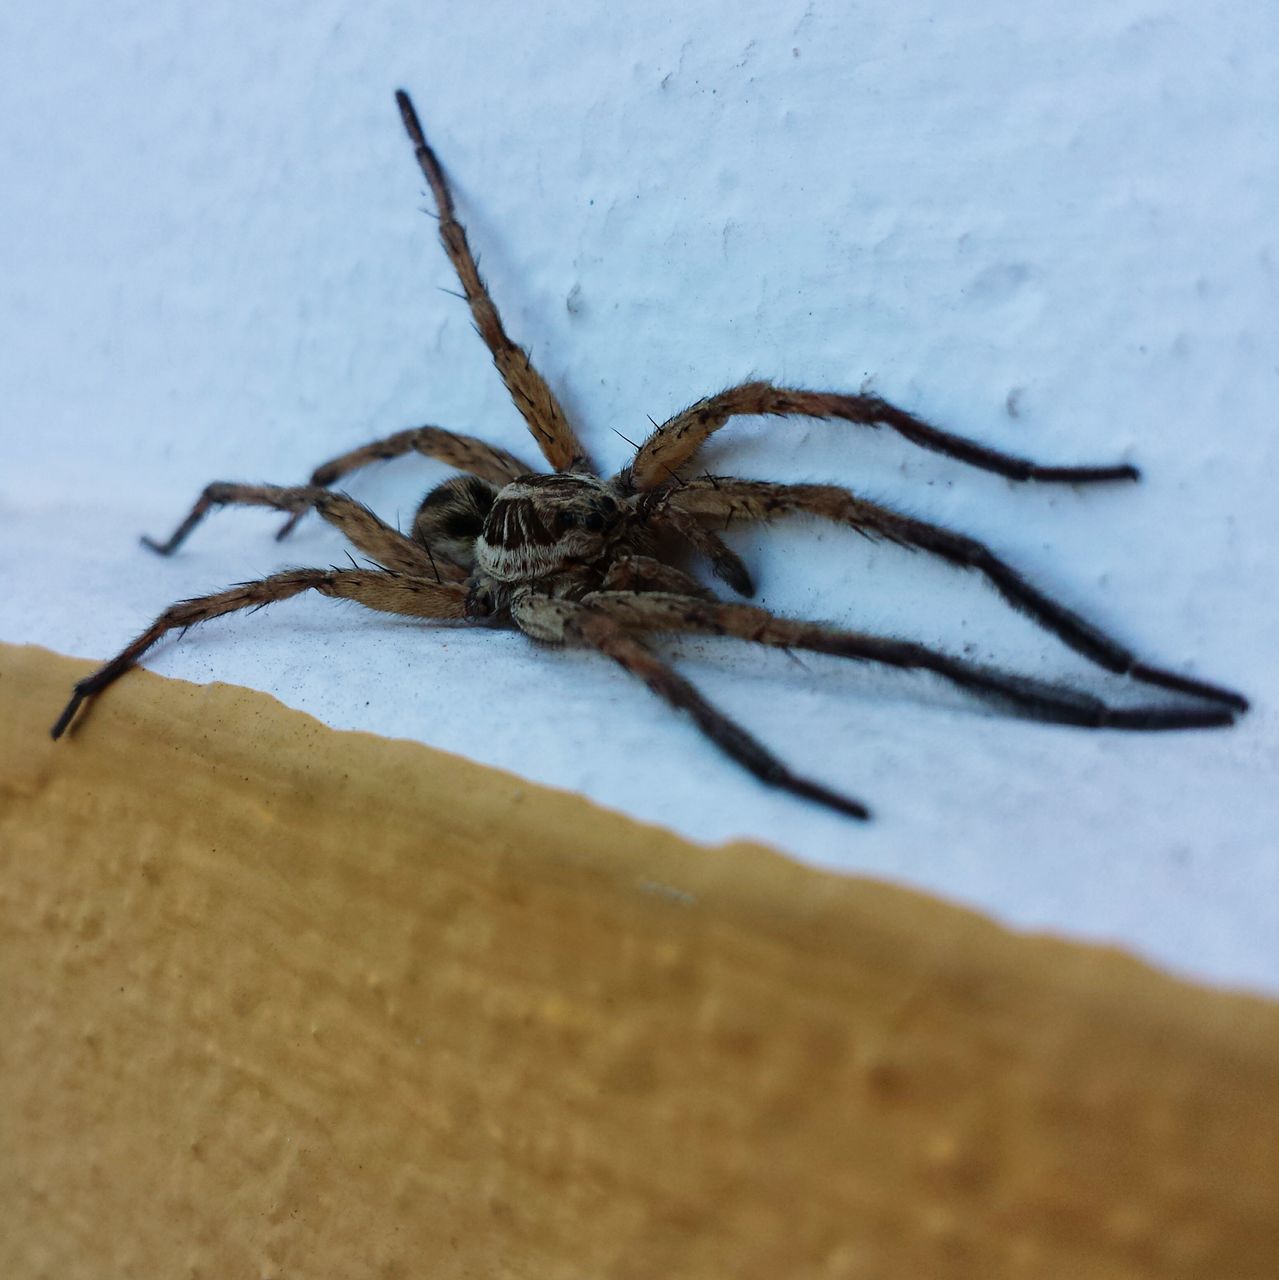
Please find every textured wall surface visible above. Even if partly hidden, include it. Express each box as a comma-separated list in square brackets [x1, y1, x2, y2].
[2, 1, 1277, 991]
[4, 643, 1279, 1277]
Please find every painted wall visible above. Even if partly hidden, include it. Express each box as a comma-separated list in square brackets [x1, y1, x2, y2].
[3, 1, 1276, 989]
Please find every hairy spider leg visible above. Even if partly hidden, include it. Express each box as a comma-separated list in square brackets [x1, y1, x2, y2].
[649, 503, 755, 596]
[622, 380, 1140, 492]
[50, 569, 468, 739]
[276, 424, 534, 540]
[666, 478, 1248, 711]
[557, 601, 871, 820]
[396, 89, 593, 475]
[142, 484, 466, 579]
[577, 591, 1238, 733]
[599, 555, 718, 599]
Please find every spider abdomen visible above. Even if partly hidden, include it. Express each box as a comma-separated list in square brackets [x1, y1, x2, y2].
[412, 474, 499, 570]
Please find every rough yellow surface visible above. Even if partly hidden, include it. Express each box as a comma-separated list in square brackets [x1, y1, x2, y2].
[2, 642, 1277, 1278]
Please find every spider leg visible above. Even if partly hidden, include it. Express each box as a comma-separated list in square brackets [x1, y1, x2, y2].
[396, 90, 593, 475]
[276, 425, 533, 540]
[141, 483, 465, 580]
[647, 503, 754, 596]
[599, 555, 717, 599]
[666, 478, 1248, 711]
[620, 380, 1139, 492]
[508, 591, 869, 820]
[51, 568, 468, 740]
[579, 591, 1239, 732]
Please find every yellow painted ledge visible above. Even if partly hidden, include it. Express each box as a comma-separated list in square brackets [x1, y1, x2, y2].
[2, 643, 1277, 1279]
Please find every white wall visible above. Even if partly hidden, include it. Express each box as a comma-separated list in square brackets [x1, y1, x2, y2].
[4, 1, 1277, 990]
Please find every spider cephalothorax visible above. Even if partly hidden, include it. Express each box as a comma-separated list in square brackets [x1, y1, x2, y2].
[415, 471, 647, 618]
[474, 475, 633, 594]
[51, 89, 1248, 821]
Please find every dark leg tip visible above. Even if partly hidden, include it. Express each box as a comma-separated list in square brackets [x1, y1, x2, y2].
[396, 89, 424, 140]
[797, 778, 871, 821]
[836, 797, 872, 822]
[719, 564, 755, 598]
[1093, 462, 1140, 484]
[1126, 706, 1234, 737]
[1172, 706, 1237, 731]
[140, 534, 172, 556]
[50, 695, 81, 740]
[1106, 704, 1237, 732]
[274, 513, 302, 542]
[1033, 462, 1141, 485]
[1129, 663, 1250, 713]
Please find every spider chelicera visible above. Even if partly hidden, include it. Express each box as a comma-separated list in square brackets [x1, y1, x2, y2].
[51, 89, 1248, 820]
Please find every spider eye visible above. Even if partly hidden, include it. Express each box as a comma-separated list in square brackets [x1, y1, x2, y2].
[583, 511, 605, 532]
[556, 512, 577, 532]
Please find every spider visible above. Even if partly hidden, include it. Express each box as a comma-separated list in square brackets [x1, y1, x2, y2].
[51, 89, 1247, 821]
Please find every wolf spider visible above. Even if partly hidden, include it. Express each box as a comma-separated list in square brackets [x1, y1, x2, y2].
[52, 90, 1247, 820]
